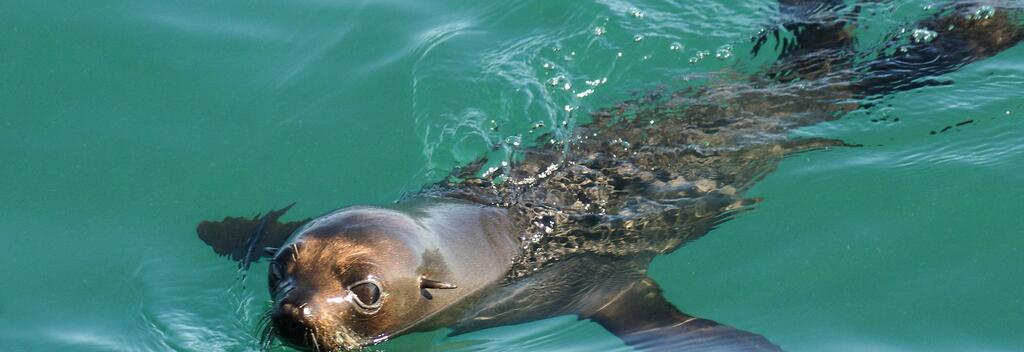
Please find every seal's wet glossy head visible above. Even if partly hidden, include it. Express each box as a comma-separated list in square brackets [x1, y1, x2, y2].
[264, 207, 455, 351]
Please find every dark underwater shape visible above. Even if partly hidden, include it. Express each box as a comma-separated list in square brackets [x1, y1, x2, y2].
[197, 1, 1022, 351]
[196, 203, 309, 270]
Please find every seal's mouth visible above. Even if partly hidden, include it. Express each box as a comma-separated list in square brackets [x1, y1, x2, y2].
[255, 310, 389, 352]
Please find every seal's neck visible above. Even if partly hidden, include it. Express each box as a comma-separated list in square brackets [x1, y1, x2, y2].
[410, 200, 518, 285]
[398, 199, 519, 326]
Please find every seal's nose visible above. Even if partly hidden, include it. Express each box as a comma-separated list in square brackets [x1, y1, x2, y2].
[272, 296, 316, 348]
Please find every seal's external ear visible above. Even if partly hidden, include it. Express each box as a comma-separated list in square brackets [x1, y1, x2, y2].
[264, 247, 279, 256]
[420, 277, 457, 290]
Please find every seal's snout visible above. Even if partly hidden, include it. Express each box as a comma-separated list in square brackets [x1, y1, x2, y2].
[272, 289, 344, 351]
[272, 298, 315, 348]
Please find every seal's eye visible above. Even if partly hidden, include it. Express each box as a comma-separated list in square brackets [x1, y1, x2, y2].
[349, 281, 381, 308]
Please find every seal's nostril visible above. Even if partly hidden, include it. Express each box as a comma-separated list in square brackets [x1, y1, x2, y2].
[272, 300, 314, 348]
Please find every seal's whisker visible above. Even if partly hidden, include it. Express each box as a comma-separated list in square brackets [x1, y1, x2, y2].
[309, 326, 322, 352]
[256, 310, 276, 351]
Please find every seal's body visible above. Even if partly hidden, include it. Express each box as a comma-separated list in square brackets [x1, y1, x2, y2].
[198, 2, 1022, 351]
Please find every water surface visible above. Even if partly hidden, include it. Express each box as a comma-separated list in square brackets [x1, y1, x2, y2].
[2, 1, 1023, 351]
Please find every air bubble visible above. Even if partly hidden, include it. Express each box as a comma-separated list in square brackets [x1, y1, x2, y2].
[593, 26, 606, 36]
[629, 8, 645, 19]
[633, 34, 644, 42]
[542, 62, 555, 70]
[669, 42, 683, 51]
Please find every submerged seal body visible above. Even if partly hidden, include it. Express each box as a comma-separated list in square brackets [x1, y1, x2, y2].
[198, 2, 1022, 351]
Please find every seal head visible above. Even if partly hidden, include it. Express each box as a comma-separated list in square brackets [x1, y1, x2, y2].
[266, 207, 456, 351]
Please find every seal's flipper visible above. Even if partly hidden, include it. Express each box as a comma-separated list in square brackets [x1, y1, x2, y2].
[196, 203, 310, 269]
[587, 279, 780, 351]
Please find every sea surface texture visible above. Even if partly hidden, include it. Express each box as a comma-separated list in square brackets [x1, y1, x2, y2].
[2, 1, 1023, 351]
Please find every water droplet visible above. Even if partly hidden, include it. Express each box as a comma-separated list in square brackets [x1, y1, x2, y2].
[593, 26, 606, 36]
[633, 34, 644, 42]
[669, 42, 683, 51]
[616, 52, 623, 57]
[629, 8, 645, 19]
[547, 75, 565, 86]
[715, 45, 733, 59]
[688, 50, 710, 63]
[969, 6, 995, 20]
[911, 28, 938, 43]
[642, 55, 650, 60]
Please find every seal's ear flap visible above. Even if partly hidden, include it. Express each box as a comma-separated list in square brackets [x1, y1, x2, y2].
[585, 278, 780, 351]
[420, 277, 457, 290]
[196, 203, 310, 269]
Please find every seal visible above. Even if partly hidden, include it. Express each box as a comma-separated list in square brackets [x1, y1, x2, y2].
[197, 2, 1022, 351]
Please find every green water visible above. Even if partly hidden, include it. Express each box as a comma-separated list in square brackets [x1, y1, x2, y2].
[2, 1, 1023, 351]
